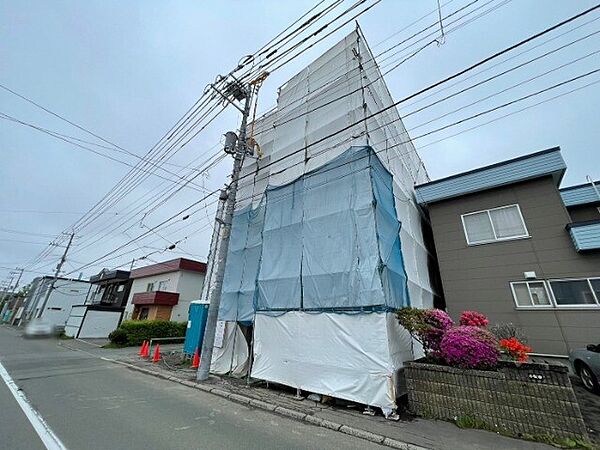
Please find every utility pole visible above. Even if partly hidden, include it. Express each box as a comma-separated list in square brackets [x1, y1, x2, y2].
[197, 78, 253, 381]
[10, 268, 24, 295]
[199, 191, 227, 304]
[7, 268, 24, 325]
[37, 232, 75, 319]
[0, 273, 16, 318]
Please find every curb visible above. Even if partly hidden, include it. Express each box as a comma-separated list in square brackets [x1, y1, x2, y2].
[107, 358, 428, 450]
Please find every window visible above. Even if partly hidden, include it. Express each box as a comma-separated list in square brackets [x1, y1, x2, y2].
[139, 307, 149, 320]
[511, 281, 551, 307]
[146, 282, 155, 292]
[511, 278, 600, 308]
[592, 279, 600, 300]
[549, 279, 600, 306]
[158, 280, 169, 291]
[117, 285, 125, 292]
[462, 205, 528, 245]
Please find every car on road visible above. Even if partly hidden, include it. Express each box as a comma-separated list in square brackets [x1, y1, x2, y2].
[570, 344, 600, 394]
[24, 319, 56, 338]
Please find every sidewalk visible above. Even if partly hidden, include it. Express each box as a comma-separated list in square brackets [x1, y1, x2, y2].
[105, 349, 555, 450]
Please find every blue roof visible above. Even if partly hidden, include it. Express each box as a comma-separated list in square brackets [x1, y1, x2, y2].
[560, 181, 600, 207]
[415, 147, 566, 205]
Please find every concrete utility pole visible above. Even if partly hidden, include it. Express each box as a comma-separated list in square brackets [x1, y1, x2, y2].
[199, 191, 227, 304]
[7, 268, 24, 324]
[10, 268, 24, 295]
[37, 232, 75, 319]
[0, 273, 16, 311]
[197, 79, 253, 381]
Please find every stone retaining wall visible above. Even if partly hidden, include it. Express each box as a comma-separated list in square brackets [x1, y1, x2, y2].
[405, 360, 588, 440]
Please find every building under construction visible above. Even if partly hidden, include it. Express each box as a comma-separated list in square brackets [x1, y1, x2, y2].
[209, 27, 440, 415]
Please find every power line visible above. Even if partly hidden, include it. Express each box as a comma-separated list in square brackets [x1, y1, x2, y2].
[0, 83, 220, 188]
[61, 4, 600, 275]
[238, 3, 600, 182]
[0, 112, 212, 193]
[251, 0, 504, 137]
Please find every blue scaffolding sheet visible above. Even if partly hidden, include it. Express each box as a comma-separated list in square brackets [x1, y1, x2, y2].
[218, 146, 410, 322]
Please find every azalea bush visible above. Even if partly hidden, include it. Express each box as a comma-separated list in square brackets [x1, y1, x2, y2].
[396, 307, 453, 358]
[440, 326, 500, 369]
[459, 311, 489, 328]
[499, 337, 532, 363]
[397, 308, 533, 370]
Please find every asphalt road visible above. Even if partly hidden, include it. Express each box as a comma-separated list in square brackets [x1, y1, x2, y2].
[0, 325, 383, 450]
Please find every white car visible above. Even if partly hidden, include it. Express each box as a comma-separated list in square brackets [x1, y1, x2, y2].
[24, 319, 56, 338]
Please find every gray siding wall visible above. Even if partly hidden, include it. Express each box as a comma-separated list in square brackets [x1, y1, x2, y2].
[428, 176, 600, 356]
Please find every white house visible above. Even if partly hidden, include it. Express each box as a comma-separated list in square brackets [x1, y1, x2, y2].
[21, 276, 91, 328]
[124, 258, 206, 322]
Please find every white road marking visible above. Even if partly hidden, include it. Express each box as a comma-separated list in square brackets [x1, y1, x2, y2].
[0, 361, 67, 450]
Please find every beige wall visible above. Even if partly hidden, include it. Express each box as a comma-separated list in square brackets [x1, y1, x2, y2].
[428, 176, 600, 356]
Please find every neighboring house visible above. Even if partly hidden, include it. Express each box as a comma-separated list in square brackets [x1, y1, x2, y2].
[414, 147, 600, 356]
[86, 269, 132, 307]
[124, 258, 206, 322]
[19, 276, 91, 328]
[65, 269, 132, 339]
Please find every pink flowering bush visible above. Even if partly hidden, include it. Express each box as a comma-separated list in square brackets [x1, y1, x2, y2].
[396, 308, 454, 358]
[440, 326, 500, 370]
[459, 311, 489, 328]
[422, 309, 454, 357]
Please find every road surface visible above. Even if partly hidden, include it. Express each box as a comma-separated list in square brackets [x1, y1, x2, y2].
[0, 325, 383, 450]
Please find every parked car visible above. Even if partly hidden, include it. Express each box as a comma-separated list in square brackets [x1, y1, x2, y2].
[24, 319, 56, 338]
[570, 344, 600, 394]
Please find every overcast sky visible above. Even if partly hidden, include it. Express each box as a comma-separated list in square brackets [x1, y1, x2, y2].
[1, 0, 599, 286]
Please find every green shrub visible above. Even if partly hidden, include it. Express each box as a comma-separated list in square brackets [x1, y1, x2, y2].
[108, 320, 187, 347]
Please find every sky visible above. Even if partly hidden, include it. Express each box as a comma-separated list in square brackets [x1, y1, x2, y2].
[1, 0, 599, 287]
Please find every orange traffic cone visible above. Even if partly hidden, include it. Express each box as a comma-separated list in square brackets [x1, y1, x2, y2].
[139, 340, 148, 357]
[152, 344, 161, 363]
[141, 341, 150, 358]
[191, 348, 200, 369]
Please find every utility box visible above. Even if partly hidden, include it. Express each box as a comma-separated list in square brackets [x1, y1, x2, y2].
[183, 302, 209, 355]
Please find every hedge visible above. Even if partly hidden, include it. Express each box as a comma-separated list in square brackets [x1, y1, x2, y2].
[108, 320, 187, 347]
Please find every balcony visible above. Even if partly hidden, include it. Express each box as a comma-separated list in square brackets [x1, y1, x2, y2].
[566, 220, 600, 252]
[131, 291, 179, 306]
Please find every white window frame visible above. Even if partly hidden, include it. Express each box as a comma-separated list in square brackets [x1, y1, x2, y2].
[461, 204, 530, 246]
[511, 277, 600, 310]
[547, 277, 600, 309]
[158, 279, 169, 291]
[510, 281, 553, 309]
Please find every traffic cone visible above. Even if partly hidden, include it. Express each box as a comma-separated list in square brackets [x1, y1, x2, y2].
[152, 344, 161, 363]
[139, 340, 148, 357]
[191, 348, 200, 369]
[141, 341, 150, 358]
